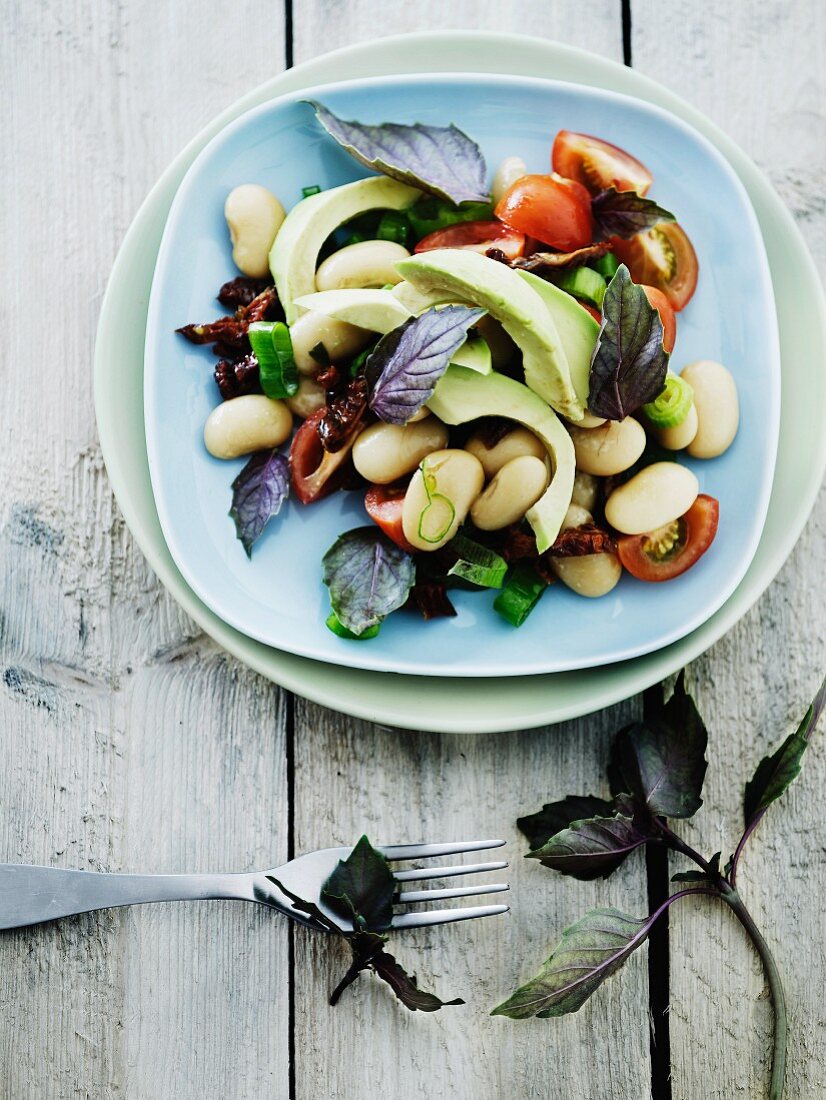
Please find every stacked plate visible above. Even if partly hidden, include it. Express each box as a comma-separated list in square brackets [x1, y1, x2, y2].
[94, 33, 826, 733]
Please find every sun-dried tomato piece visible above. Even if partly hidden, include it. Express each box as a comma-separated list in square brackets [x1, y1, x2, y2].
[511, 242, 610, 272]
[214, 354, 261, 400]
[501, 525, 539, 562]
[177, 317, 249, 348]
[407, 582, 457, 621]
[217, 276, 271, 310]
[317, 376, 369, 453]
[238, 285, 282, 324]
[548, 523, 617, 558]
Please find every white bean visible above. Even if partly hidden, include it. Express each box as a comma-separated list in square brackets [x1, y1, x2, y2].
[204, 395, 292, 459]
[605, 462, 699, 535]
[550, 553, 622, 598]
[654, 403, 699, 451]
[286, 377, 326, 419]
[681, 360, 739, 458]
[466, 427, 547, 479]
[289, 311, 370, 375]
[224, 184, 285, 278]
[471, 456, 550, 530]
[570, 472, 599, 513]
[402, 449, 484, 551]
[352, 418, 449, 484]
[568, 418, 646, 477]
[491, 156, 528, 204]
[315, 240, 410, 292]
[562, 503, 593, 529]
[572, 410, 607, 429]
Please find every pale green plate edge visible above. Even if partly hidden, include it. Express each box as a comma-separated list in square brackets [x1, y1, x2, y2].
[94, 31, 826, 734]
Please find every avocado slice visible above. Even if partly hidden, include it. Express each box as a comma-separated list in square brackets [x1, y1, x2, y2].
[270, 177, 421, 322]
[397, 250, 584, 422]
[391, 279, 453, 314]
[449, 337, 492, 375]
[294, 288, 413, 333]
[516, 270, 599, 412]
[427, 366, 575, 551]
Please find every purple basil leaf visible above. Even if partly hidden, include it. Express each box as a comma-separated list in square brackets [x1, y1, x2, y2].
[306, 100, 488, 205]
[591, 187, 675, 240]
[517, 794, 615, 852]
[588, 264, 669, 421]
[368, 940, 465, 1011]
[321, 835, 396, 932]
[492, 906, 652, 1018]
[229, 450, 289, 557]
[367, 305, 486, 424]
[527, 814, 649, 881]
[608, 672, 708, 820]
[322, 526, 415, 636]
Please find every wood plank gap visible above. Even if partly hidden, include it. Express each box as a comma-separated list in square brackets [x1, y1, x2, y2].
[621, 0, 633, 65]
[643, 683, 672, 1100]
[286, 691, 297, 1099]
[284, 0, 294, 69]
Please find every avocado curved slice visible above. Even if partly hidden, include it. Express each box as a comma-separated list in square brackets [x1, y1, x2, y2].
[270, 176, 421, 323]
[294, 288, 413, 333]
[397, 250, 584, 422]
[426, 366, 575, 552]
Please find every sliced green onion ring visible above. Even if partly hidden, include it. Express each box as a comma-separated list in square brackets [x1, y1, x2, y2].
[642, 373, 694, 429]
[248, 322, 300, 399]
[446, 535, 508, 588]
[494, 564, 549, 627]
[551, 265, 607, 309]
[325, 611, 381, 640]
[376, 210, 411, 247]
[302, 184, 322, 198]
[591, 251, 620, 279]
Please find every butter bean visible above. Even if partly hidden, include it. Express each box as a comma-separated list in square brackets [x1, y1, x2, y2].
[289, 311, 370, 375]
[573, 410, 607, 429]
[562, 503, 593, 529]
[568, 417, 646, 476]
[654, 402, 699, 451]
[550, 553, 622, 598]
[466, 427, 547, 479]
[204, 395, 292, 459]
[224, 184, 285, 278]
[570, 472, 599, 513]
[681, 360, 739, 458]
[471, 456, 550, 530]
[352, 418, 449, 484]
[315, 239, 410, 292]
[605, 462, 699, 535]
[286, 377, 326, 419]
[491, 156, 528, 204]
[403, 449, 484, 551]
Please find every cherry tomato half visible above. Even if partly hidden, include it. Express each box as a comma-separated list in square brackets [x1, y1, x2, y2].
[612, 223, 699, 312]
[494, 174, 593, 252]
[414, 220, 526, 259]
[617, 494, 719, 582]
[364, 483, 415, 552]
[289, 408, 353, 504]
[641, 285, 677, 353]
[552, 131, 653, 195]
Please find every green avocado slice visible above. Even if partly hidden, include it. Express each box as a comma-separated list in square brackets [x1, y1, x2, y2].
[270, 177, 421, 322]
[426, 366, 575, 552]
[294, 288, 413, 333]
[396, 249, 584, 421]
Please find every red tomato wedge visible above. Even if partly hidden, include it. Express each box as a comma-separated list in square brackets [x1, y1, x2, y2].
[552, 131, 653, 196]
[494, 174, 593, 252]
[289, 409, 354, 504]
[617, 495, 719, 582]
[641, 285, 677, 353]
[611, 223, 699, 311]
[364, 484, 415, 552]
[414, 220, 526, 259]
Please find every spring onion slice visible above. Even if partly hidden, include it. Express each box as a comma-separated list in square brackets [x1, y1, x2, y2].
[325, 611, 381, 640]
[376, 210, 411, 247]
[551, 265, 607, 309]
[446, 535, 508, 589]
[406, 196, 493, 241]
[592, 251, 620, 279]
[642, 373, 694, 428]
[248, 322, 299, 399]
[494, 564, 548, 627]
[302, 184, 322, 198]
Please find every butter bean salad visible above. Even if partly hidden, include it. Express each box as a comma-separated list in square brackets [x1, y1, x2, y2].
[177, 104, 738, 639]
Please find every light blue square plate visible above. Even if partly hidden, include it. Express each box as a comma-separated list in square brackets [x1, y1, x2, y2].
[144, 73, 779, 677]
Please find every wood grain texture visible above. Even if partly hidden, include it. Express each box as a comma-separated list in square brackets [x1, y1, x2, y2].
[633, 3, 826, 1096]
[0, 3, 290, 1098]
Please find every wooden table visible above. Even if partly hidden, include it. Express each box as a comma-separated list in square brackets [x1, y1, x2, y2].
[2, 2, 824, 1096]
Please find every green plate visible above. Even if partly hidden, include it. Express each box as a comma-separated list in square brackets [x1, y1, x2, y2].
[94, 32, 826, 734]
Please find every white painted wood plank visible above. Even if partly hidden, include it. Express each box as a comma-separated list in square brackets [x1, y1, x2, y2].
[633, 3, 826, 1096]
[0, 2, 291, 1097]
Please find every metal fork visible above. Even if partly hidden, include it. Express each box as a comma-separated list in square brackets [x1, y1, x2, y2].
[0, 839, 509, 932]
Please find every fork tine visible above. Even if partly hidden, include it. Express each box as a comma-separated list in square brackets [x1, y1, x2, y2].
[393, 859, 507, 882]
[391, 903, 509, 930]
[379, 839, 506, 862]
[396, 883, 509, 904]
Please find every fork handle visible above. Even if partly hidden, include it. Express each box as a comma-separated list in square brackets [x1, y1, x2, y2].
[0, 865, 255, 929]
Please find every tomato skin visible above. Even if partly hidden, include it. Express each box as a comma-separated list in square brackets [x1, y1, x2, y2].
[617, 495, 719, 581]
[414, 220, 526, 259]
[611, 223, 699, 311]
[494, 174, 594, 252]
[364, 484, 415, 552]
[289, 409, 353, 504]
[641, 285, 677, 353]
[552, 131, 653, 195]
